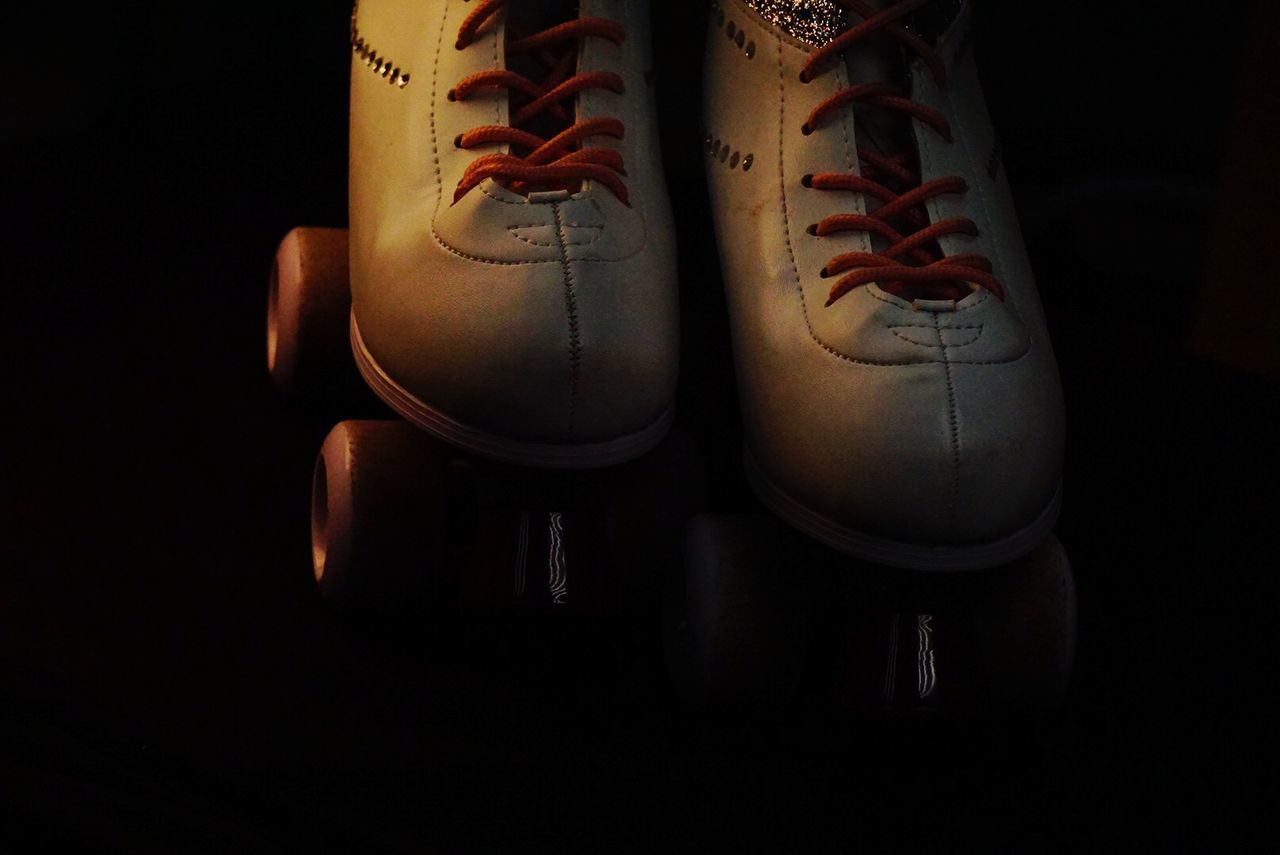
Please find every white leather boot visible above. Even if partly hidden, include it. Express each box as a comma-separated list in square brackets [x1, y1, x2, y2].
[703, 0, 1064, 570]
[348, 0, 678, 468]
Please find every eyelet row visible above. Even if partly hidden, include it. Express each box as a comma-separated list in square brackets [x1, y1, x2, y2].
[350, 6, 410, 88]
[710, 2, 757, 59]
[705, 133, 754, 172]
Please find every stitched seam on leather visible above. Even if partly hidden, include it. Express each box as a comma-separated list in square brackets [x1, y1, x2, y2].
[508, 236, 562, 247]
[866, 284, 992, 313]
[834, 63, 857, 188]
[890, 324, 984, 348]
[429, 4, 448, 208]
[776, 35, 812, 354]
[509, 223, 605, 247]
[480, 185, 532, 205]
[492, 13, 502, 123]
[936, 313, 961, 534]
[509, 222, 601, 228]
[552, 201, 581, 434]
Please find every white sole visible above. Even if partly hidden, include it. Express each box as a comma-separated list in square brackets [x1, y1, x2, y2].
[744, 447, 1062, 572]
[351, 314, 675, 469]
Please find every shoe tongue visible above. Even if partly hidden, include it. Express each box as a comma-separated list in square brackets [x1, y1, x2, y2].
[838, 1, 914, 255]
[505, 0, 580, 142]
[842, 1, 912, 164]
[836, 1, 965, 301]
[507, 0, 578, 34]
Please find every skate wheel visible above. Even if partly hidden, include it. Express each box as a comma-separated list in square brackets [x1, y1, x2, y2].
[664, 514, 808, 724]
[607, 429, 708, 609]
[267, 227, 362, 401]
[976, 533, 1077, 715]
[311, 420, 450, 613]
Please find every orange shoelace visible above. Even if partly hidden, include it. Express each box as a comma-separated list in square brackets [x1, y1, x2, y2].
[803, 0, 1003, 305]
[449, 0, 629, 205]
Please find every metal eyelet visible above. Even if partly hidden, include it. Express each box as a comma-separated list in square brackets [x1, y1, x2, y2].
[704, 132, 753, 175]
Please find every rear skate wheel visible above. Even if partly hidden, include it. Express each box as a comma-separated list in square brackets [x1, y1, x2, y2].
[664, 514, 809, 728]
[311, 420, 450, 614]
[975, 533, 1077, 716]
[267, 227, 363, 402]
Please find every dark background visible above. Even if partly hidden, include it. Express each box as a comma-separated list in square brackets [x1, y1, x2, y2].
[2, 1, 1275, 851]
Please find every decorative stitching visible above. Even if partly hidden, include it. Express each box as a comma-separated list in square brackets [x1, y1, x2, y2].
[890, 324, 984, 348]
[552, 202, 581, 434]
[508, 223, 605, 248]
[509, 222, 601, 229]
[481, 184, 536, 206]
[491, 6, 502, 125]
[429, 238, 559, 266]
[935, 313, 962, 532]
[428, 2, 447, 201]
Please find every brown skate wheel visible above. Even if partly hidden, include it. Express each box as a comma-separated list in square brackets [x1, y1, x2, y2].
[267, 227, 363, 402]
[664, 514, 809, 727]
[311, 420, 450, 614]
[975, 533, 1077, 716]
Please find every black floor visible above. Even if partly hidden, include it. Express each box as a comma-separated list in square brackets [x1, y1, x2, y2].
[2, 2, 1274, 851]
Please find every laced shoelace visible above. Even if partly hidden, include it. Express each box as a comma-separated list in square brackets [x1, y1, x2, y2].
[449, 0, 629, 205]
[802, 0, 1004, 305]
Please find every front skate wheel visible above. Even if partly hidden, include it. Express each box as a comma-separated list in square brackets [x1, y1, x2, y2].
[267, 227, 361, 401]
[311, 419, 449, 613]
[664, 514, 809, 725]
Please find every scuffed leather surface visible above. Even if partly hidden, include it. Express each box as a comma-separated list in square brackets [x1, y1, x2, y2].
[705, 0, 1063, 545]
[349, 0, 678, 444]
